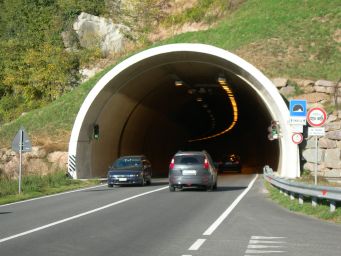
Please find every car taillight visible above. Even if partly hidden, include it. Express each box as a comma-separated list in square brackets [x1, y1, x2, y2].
[203, 158, 209, 169]
[169, 158, 175, 170]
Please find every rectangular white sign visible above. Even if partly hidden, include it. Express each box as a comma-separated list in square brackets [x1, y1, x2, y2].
[288, 117, 306, 125]
[308, 127, 325, 136]
[290, 124, 303, 133]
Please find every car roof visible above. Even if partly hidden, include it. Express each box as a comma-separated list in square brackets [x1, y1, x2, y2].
[174, 151, 207, 156]
[118, 155, 146, 159]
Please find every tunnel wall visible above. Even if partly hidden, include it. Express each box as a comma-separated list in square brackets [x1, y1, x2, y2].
[68, 43, 300, 179]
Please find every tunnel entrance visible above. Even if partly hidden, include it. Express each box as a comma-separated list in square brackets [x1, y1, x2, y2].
[68, 44, 300, 179]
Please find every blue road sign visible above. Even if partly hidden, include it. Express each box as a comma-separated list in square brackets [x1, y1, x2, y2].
[289, 100, 307, 117]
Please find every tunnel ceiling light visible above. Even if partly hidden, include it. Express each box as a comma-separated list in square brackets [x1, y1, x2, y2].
[218, 77, 227, 85]
[188, 81, 239, 142]
[196, 97, 203, 102]
[175, 80, 183, 87]
[202, 104, 208, 108]
[187, 89, 195, 94]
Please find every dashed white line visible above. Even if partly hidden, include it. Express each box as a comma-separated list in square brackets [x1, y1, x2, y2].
[188, 239, 206, 251]
[203, 174, 258, 236]
[0, 186, 168, 243]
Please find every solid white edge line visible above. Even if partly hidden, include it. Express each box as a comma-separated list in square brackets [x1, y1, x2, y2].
[203, 174, 258, 236]
[0, 184, 107, 208]
[188, 239, 206, 251]
[0, 186, 168, 243]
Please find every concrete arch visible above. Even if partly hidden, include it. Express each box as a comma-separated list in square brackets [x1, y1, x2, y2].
[68, 43, 300, 179]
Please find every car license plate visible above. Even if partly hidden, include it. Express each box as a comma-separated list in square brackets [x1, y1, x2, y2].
[119, 178, 127, 181]
[182, 170, 197, 175]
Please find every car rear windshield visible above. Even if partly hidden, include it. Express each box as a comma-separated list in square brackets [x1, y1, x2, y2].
[174, 155, 205, 165]
[114, 157, 142, 168]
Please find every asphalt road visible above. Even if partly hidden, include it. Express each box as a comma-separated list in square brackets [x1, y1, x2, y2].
[0, 174, 340, 256]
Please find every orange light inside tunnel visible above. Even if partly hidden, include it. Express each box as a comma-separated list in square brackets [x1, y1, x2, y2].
[188, 83, 238, 142]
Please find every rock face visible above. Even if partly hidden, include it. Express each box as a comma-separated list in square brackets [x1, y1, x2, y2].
[0, 147, 68, 178]
[73, 12, 130, 56]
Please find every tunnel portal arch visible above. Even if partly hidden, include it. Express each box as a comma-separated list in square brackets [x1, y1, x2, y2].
[68, 43, 300, 179]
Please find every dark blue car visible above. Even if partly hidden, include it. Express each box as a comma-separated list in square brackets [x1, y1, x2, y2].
[107, 155, 152, 187]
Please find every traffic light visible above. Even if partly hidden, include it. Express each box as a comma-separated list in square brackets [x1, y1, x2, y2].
[93, 124, 99, 140]
[267, 121, 279, 140]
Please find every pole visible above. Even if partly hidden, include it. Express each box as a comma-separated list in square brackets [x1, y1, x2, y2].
[18, 130, 23, 194]
[314, 136, 318, 185]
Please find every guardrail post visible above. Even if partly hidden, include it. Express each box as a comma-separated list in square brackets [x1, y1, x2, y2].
[298, 194, 304, 205]
[290, 192, 295, 200]
[330, 201, 336, 212]
[312, 197, 318, 207]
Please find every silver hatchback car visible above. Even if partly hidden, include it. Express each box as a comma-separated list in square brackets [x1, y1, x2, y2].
[168, 151, 218, 191]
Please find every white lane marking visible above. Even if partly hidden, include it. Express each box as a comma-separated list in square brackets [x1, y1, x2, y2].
[245, 236, 287, 255]
[0, 184, 107, 208]
[0, 186, 168, 243]
[203, 174, 258, 236]
[245, 249, 286, 254]
[188, 239, 206, 251]
[250, 240, 286, 244]
[251, 236, 286, 239]
[248, 245, 284, 249]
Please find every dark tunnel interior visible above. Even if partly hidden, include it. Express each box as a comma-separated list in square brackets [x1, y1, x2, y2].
[108, 61, 280, 178]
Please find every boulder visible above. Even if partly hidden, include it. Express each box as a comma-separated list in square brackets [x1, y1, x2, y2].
[326, 130, 341, 140]
[313, 86, 326, 93]
[272, 78, 287, 88]
[26, 146, 47, 159]
[25, 159, 50, 175]
[302, 148, 324, 163]
[322, 169, 341, 178]
[319, 138, 337, 148]
[324, 148, 341, 169]
[326, 114, 338, 123]
[47, 151, 68, 169]
[303, 162, 325, 172]
[279, 86, 295, 97]
[325, 121, 341, 132]
[73, 12, 131, 56]
[315, 80, 335, 87]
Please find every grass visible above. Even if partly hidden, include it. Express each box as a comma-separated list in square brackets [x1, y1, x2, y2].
[0, 171, 101, 205]
[265, 180, 341, 224]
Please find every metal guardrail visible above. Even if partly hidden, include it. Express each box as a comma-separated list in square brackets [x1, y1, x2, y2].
[263, 165, 341, 212]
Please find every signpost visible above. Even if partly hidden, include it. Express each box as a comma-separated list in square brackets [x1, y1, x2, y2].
[292, 133, 303, 144]
[11, 127, 32, 194]
[307, 108, 327, 185]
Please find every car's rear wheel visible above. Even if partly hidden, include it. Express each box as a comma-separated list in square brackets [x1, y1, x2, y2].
[169, 185, 175, 192]
[213, 181, 217, 190]
[108, 184, 113, 188]
[146, 178, 151, 185]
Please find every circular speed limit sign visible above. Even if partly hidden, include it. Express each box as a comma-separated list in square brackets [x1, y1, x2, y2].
[292, 133, 303, 144]
[307, 107, 327, 127]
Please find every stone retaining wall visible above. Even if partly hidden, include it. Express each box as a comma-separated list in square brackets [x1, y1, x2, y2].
[272, 78, 341, 179]
[0, 147, 67, 178]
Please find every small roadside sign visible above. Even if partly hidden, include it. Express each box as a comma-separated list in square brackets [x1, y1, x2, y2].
[307, 107, 327, 127]
[11, 126, 32, 194]
[288, 116, 306, 125]
[292, 133, 303, 144]
[12, 127, 32, 152]
[308, 127, 325, 136]
[290, 124, 303, 133]
[290, 100, 307, 117]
